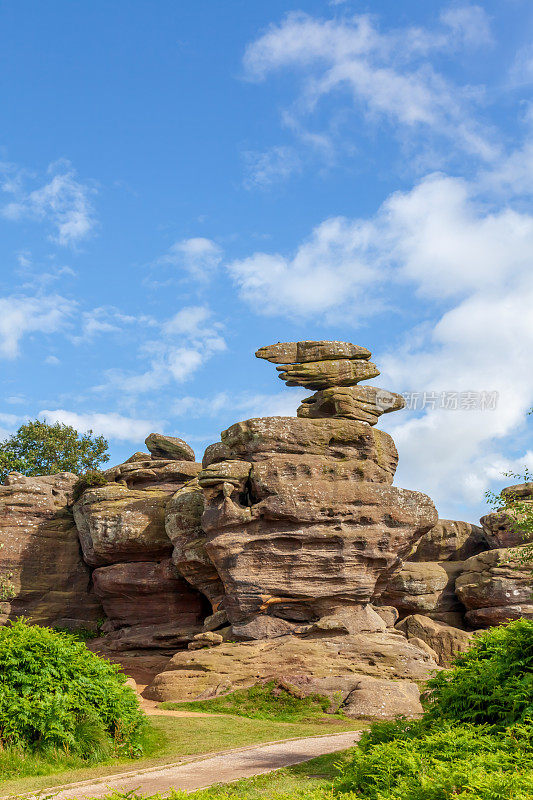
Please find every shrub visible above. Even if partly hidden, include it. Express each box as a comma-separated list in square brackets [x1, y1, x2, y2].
[423, 618, 533, 727]
[0, 619, 145, 757]
[72, 469, 109, 503]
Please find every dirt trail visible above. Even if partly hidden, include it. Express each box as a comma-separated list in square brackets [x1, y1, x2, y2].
[20, 731, 362, 800]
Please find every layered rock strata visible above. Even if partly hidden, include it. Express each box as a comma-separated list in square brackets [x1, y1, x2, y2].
[0, 472, 101, 627]
[194, 341, 437, 634]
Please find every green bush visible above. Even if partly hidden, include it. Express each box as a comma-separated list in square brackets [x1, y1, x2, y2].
[0, 619, 145, 758]
[71, 469, 109, 503]
[424, 618, 533, 727]
[331, 620, 533, 800]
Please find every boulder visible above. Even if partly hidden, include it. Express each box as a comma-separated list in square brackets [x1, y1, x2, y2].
[379, 561, 465, 619]
[396, 614, 474, 666]
[92, 559, 204, 629]
[480, 485, 533, 549]
[145, 433, 195, 462]
[411, 519, 487, 562]
[455, 545, 533, 627]
[0, 473, 101, 626]
[143, 631, 438, 720]
[73, 484, 172, 566]
[343, 676, 423, 720]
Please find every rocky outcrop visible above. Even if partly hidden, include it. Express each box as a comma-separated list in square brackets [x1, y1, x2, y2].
[410, 519, 487, 562]
[143, 631, 437, 718]
[0, 472, 101, 627]
[455, 544, 533, 627]
[396, 614, 474, 666]
[145, 433, 196, 462]
[195, 341, 437, 634]
[480, 483, 533, 549]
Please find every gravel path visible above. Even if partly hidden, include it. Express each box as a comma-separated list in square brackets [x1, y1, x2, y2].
[26, 731, 362, 799]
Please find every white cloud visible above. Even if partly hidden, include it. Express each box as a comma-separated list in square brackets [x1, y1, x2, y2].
[226, 167, 533, 518]
[243, 9, 496, 163]
[244, 146, 302, 188]
[1, 163, 96, 246]
[154, 237, 222, 281]
[96, 305, 226, 395]
[0, 294, 75, 358]
[173, 388, 308, 419]
[39, 409, 165, 443]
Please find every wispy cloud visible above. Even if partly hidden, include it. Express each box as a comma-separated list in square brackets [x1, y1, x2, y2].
[1, 161, 96, 246]
[151, 237, 222, 281]
[243, 146, 302, 188]
[95, 305, 226, 395]
[0, 293, 76, 358]
[243, 7, 497, 167]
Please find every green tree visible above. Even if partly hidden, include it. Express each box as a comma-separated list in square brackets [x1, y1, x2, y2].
[0, 420, 109, 484]
[485, 467, 533, 566]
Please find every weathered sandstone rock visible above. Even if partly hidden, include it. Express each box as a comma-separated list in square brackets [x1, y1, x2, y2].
[379, 562, 450, 617]
[145, 433, 195, 462]
[480, 484, 533, 549]
[256, 341, 371, 364]
[92, 559, 204, 629]
[0, 473, 101, 626]
[277, 359, 380, 389]
[104, 458, 200, 491]
[411, 519, 487, 562]
[143, 631, 438, 718]
[297, 386, 405, 425]
[201, 474, 436, 624]
[343, 677, 423, 719]
[396, 614, 474, 666]
[165, 481, 225, 609]
[220, 417, 398, 476]
[455, 545, 533, 627]
[73, 484, 172, 566]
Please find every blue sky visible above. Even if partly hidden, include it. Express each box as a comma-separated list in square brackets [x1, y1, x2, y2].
[1, 0, 532, 523]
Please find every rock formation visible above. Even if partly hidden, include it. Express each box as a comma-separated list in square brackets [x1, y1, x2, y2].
[0, 472, 101, 628]
[195, 341, 437, 635]
[3, 342, 532, 720]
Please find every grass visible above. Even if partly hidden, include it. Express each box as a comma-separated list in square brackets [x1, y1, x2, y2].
[0, 713, 366, 797]
[159, 682, 345, 722]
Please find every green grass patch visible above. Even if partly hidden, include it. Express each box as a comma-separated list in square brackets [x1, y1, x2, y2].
[159, 682, 343, 722]
[0, 713, 366, 796]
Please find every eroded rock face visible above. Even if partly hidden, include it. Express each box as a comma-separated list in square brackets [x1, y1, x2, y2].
[104, 458, 200, 491]
[165, 481, 225, 609]
[480, 484, 533, 549]
[0, 473, 101, 626]
[455, 545, 533, 627]
[379, 562, 451, 618]
[92, 559, 204, 629]
[297, 386, 405, 425]
[411, 519, 488, 562]
[196, 341, 437, 634]
[396, 614, 474, 666]
[143, 631, 437, 720]
[73, 484, 173, 566]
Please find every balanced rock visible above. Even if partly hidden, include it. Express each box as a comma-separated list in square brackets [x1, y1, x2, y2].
[297, 386, 405, 425]
[455, 545, 533, 627]
[0, 473, 101, 627]
[255, 340, 371, 364]
[145, 433, 195, 462]
[194, 341, 436, 634]
[277, 359, 379, 389]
